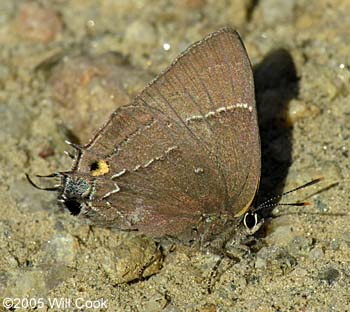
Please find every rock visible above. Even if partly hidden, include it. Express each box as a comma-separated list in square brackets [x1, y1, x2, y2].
[308, 246, 325, 260]
[15, 2, 62, 42]
[98, 234, 162, 284]
[285, 99, 321, 126]
[125, 20, 157, 50]
[0, 99, 34, 144]
[255, 246, 297, 275]
[40, 233, 77, 267]
[318, 267, 340, 285]
[265, 215, 304, 247]
[2, 269, 47, 298]
[49, 53, 151, 143]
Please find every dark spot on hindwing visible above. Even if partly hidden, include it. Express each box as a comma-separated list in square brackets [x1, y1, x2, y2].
[89, 160, 109, 176]
[64, 199, 82, 215]
[89, 161, 99, 171]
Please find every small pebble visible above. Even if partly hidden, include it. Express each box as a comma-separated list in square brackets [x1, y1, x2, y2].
[41, 233, 76, 267]
[15, 2, 62, 42]
[49, 53, 151, 142]
[125, 20, 157, 49]
[285, 99, 321, 126]
[99, 235, 162, 284]
[265, 215, 304, 247]
[308, 246, 325, 260]
[319, 267, 340, 285]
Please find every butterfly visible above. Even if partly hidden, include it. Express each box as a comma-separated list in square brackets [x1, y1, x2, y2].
[28, 27, 262, 246]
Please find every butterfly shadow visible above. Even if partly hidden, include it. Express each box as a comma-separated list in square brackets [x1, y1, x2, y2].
[253, 48, 299, 218]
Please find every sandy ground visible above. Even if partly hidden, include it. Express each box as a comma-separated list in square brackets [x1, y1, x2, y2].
[0, 0, 350, 311]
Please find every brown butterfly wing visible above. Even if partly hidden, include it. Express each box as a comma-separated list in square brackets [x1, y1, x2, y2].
[69, 28, 260, 237]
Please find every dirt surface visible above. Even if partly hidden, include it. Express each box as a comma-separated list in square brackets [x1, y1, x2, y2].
[1, 1, 350, 311]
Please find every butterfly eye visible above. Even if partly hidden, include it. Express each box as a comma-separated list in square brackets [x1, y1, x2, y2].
[64, 199, 82, 215]
[243, 212, 258, 229]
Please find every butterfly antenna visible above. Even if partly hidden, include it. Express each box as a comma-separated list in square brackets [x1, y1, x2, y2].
[252, 177, 324, 214]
